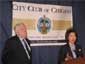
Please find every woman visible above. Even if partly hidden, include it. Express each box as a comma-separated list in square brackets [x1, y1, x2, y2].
[58, 28, 83, 64]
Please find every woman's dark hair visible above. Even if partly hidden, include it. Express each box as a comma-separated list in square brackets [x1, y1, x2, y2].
[65, 28, 78, 43]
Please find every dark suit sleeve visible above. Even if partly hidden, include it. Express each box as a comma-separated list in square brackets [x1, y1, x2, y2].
[26, 39, 32, 64]
[1, 39, 15, 64]
[57, 46, 66, 64]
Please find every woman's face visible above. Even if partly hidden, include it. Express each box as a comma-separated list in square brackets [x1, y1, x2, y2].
[68, 32, 77, 44]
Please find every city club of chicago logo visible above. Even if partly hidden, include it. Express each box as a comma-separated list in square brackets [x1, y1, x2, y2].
[37, 15, 51, 34]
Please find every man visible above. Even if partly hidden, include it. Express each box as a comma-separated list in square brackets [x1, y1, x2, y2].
[58, 28, 83, 64]
[2, 23, 31, 64]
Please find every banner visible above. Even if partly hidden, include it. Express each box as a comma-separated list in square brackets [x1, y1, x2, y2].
[12, 2, 73, 42]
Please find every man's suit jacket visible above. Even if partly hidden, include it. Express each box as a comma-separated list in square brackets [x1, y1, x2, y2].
[58, 43, 83, 64]
[2, 36, 31, 64]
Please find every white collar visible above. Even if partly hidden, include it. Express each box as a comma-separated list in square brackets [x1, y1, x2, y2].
[69, 43, 76, 51]
[18, 36, 24, 41]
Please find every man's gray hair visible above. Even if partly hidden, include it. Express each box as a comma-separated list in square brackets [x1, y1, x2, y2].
[14, 23, 25, 31]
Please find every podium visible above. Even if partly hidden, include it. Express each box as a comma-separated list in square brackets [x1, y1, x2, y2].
[64, 57, 85, 64]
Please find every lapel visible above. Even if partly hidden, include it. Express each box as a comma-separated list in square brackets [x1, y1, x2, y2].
[13, 35, 31, 61]
[66, 44, 74, 58]
[75, 44, 82, 57]
[14, 36, 29, 55]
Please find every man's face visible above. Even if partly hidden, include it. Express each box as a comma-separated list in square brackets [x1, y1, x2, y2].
[16, 24, 27, 39]
[68, 32, 77, 44]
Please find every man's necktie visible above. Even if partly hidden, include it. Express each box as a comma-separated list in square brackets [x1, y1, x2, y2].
[23, 39, 31, 59]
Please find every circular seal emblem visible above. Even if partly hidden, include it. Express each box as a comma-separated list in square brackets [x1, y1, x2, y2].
[37, 15, 51, 34]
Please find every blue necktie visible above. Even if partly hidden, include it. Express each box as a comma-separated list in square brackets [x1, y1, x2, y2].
[23, 39, 31, 59]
